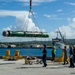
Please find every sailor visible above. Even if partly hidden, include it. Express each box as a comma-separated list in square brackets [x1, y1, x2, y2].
[73, 45, 75, 63]
[63, 46, 68, 65]
[42, 44, 47, 67]
[69, 46, 74, 68]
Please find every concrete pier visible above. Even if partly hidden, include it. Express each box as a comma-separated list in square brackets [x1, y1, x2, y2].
[0, 59, 75, 75]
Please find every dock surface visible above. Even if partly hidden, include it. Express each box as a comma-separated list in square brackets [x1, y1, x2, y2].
[0, 59, 75, 75]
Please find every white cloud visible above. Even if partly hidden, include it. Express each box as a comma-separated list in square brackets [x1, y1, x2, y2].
[0, 0, 56, 6]
[0, 0, 56, 2]
[44, 14, 57, 18]
[0, 10, 28, 17]
[0, 37, 35, 42]
[70, 18, 75, 28]
[23, 2, 40, 6]
[0, 0, 56, 3]
[50, 18, 75, 39]
[1, 0, 56, 6]
[3, 27, 11, 31]
[57, 9, 63, 12]
[66, 18, 71, 22]
[0, 10, 44, 32]
[44, 14, 51, 18]
[15, 0, 56, 3]
[43, 14, 62, 20]
[65, 2, 75, 6]
[17, 0, 56, 6]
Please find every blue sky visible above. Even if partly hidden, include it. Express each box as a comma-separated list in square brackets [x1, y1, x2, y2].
[0, 0, 75, 42]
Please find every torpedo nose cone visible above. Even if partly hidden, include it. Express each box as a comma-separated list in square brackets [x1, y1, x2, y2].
[2, 31, 8, 36]
[2, 31, 6, 36]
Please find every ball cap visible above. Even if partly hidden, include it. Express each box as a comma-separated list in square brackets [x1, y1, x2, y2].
[43, 44, 46, 47]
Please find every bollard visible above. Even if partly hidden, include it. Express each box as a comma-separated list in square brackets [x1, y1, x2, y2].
[15, 50, 20, 56]
[61, 52, 64, 58]
[6, 50, 10, 56]
[55, 51, 64, 62]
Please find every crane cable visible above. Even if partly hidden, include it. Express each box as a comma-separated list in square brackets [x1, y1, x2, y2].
[30, 12, 42, 32]
[28, 0, 42, 33]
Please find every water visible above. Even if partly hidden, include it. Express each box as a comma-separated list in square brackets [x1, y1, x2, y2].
[0, 48, 63, 57]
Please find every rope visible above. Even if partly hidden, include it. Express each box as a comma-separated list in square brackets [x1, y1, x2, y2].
[29, 11, 42, 32]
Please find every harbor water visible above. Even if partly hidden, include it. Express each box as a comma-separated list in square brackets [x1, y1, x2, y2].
[0, 48, 69, 57]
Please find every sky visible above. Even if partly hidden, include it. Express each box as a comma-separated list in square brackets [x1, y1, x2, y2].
[0, 0, 75, 42]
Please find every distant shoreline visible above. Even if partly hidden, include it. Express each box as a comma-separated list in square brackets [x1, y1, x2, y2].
[0, 46, 52, 49]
